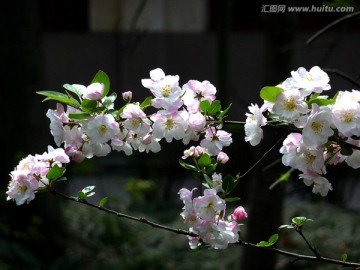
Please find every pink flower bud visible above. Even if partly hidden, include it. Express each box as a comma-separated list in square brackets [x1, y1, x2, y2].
[122, 91, 132, 101]
[83, 83, 104, 100]
[231, 206, 248, 222]
[217, 152, 229, 164]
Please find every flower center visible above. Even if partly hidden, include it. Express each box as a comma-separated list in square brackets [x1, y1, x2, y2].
[162, 84, 171, 97]
[284, 97, 296, 111]
[98, 124, 108, 135]
[165, 119, 175, 130]
[305, 151, 316, 165]
[311, 121, 323, 134]
[130, 118, 141, 127]
[342, 111, 354, 123]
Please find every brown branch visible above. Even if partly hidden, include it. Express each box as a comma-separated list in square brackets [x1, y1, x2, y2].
[50, 189, 197, 237]
[306, 11, 360, 46]
[236, 240, 360, 268]
[49, 188, 360, 268]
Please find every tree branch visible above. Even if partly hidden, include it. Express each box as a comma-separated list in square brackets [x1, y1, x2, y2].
[49, 188, 360, 268]
[306, 11, 360, 46]
[50, 189, 197, 237]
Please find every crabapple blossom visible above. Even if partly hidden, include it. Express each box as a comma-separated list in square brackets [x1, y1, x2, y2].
[244, 104, 266, 146]
[82, 82, 104, 100]
[231, 206, 248, 222]
[46, 103, 69, 147]
[212, 173, 224, 193]
[121, 103, 152, 137]
[151, 110, 188, 143]
[272, 89, 309, 121]
[301, 104, 334, 148]
[122, 91, 132, 102]
[182, 146, 209, 159]
[6, 174, 39, 205]
[300, 172, 333, 197]
[289, 66, 331, 96]
[293, 144, 326, 175]
[279, 133, 302, 167]
[193, 189, 226, 221]
[182, 80, 216, 113]
[142, 68, 184, 110]
[188, 111, 206, 132]
[331, 91, 360, 137]
[216, 152, 229, 164]
[85, 114, 120, 144]
[200, 127, 232, 156]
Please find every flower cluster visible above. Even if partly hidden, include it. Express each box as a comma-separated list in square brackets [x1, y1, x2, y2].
[178, 188, 246, 249]
[6, 146, 70, 205]
[45, 68, 232, 163]
[245, 66, 360, 196]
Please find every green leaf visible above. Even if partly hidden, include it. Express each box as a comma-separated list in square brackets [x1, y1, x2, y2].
[208, 100, 221, 115]
[81, 99, 97, 110]
[46, 164, 66, 182]
[63, 83, 82, 99]
[260, 86, 284, 102]
[77, 191, 87, 200]
[268, 234, 279, 245]
[140, 96, 153, 109]
[219, 103, 232, 119]
[37, 91, 80, 107]
[203, 174, 213, 188]
[340, 146, 353, 156]
[102, 92, 117, 108]
[279, 224, 294, 230]
[224, 197, 241, 202]
[91, 70, 110, 98]
[99, 197, 108, 207]
[198, 154, 212, 167]
[204, 163, 217, 174]
[257, 241, 270, 247]
[341, 253, 348, 262]
[179, 159, 198, 172]
[200, 100, 211, 113]
[292, 216, 313, 226]
[69, 113, 90, 120]
[222, 174, 236, 194]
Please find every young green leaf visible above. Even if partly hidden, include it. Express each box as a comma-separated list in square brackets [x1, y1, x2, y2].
[222, 174, 236, 194]
[46, 164, 66, 182]
[203, 174, 213, 188]
[257, 241, 271, 247]
[268, 234, 279, 245]
[99, 197, 108, 207]
[292, 216, 313, 226]
[341, 253, 348, 262]
[208, 100, 221, 115]
[102, 92, 117, 108]
[91, 70, 110, 98]
[260, 86, 283, 102]
[179, 159, 198, 172]
[69, 113, 90, 120]
[200, 100, 211, 113]
[219, 103, 232, 119]
[224, 197, 241, 202]
[140, 96, 153, 109]
[279, 224, 294, 230]
[198, 154, 212, 167]
[37, 91, 80, 107]
[63, 83, 82, 99]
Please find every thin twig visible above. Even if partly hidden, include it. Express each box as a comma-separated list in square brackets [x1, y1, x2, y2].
[297, 229, 321, 259]
[50, 189, 197, 237]
[49, 188, 360, 268]
[324, 68, 360, 88]
[236, 240, 360, 268]
[306, 11, 360, 45]
[237, 136, 285, 180]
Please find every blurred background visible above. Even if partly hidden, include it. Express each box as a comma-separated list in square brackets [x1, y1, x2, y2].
[1, 0, 360, 269]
